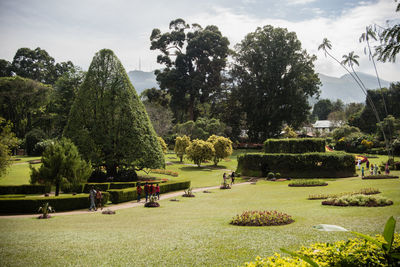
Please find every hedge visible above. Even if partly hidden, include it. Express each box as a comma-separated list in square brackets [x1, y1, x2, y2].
[0, 192, 110, 214]
[237, 152, 356, 178]
[83, 183, 111, 193]
[264, 138, 326, 153]
[108, 180, 191, 204]
[0, 185, 51, 195]
[109, 182, 136, 189]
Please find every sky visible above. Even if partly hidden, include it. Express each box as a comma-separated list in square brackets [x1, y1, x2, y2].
[0, 0, 399, 81]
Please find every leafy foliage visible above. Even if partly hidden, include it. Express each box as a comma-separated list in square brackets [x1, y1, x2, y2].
[185, 139, 214, 167]
[231, 210, 294, 226]
[331, 125, 361, 141]
[0, 118, 19, 177]
[322, 194, 393, 207]
[174, 135, 191, 162]
[288, 179, 327, 187]
[231, 25, 320, 141]
[64, 49, 164, 176]
[207, 135, 233, 166]
[173, 117, 227, 140]
[37, 202, 55, 219]
[30, 138, 92, 196]
[158, 137, 167, 153]
[264, 138, 325, 153]
[308, 188, 380, 200]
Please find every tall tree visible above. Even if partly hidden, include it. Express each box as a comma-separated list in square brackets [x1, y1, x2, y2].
[232, 25, 320, 141]
[0, 76, 52, 139]
[0, 118, 19, 177]
[150, 19, 230, 122]
[312, 99, 333, 120]
[0, 59, 12, 77]
[64, 49, 164, 177]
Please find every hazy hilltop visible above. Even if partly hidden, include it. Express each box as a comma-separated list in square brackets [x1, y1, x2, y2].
[318, 72, 392, 103]
[127, 70, 159, 94]
[128, 70, 393, 103]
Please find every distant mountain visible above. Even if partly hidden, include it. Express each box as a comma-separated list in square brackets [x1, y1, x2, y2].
[128, 70, 393, 104]
[127, 70, 158, 95]
[318, 72, 392, 103]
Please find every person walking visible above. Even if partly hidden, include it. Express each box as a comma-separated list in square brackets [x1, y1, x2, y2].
[155, 184, 160, 200]
[230, 171, 235, 185]
[361, 166, 365, 178]
[385, 162, 390, 175]
[223, 173, 227, 184]
[366, 160, 370, 169]
[95, 188, 103, 210]
[144, 182, 149, 202]
[136, 183, 142, 202]
[150, 184, 156, 197]
[89, 186, 97, 211]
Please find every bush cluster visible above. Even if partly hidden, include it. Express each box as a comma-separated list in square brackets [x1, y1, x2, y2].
[322, 194, 393, 207]
[264, 138, 325, 153]
[363, 175, 399, 180]
[0, 192, 110, 214]
[308, 188, 380, 200]
[237, 152, 356, 178]
[230, 210, 294, 226]
[242, 234, 400, 267]
[288, 179, 327, 187]
[0, 185, 50, 195]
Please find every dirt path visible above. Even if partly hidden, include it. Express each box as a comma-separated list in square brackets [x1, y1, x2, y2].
[0, 182, 250, 219]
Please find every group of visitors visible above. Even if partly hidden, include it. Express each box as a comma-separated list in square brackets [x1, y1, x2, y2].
[223, 172, 235, 185]
[88, 186, 103, 211]
[136, 182, 160, 203]
[361, 159, 390, 178]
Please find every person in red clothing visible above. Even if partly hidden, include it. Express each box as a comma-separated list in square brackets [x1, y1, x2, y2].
[136, 183, 142, 202]
[150, 183, 155, 197]
[155, 183, 160, 200]
[144, 182, 149, 202]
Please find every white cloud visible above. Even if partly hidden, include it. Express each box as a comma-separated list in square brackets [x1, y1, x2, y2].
[286, 0, 317, 5]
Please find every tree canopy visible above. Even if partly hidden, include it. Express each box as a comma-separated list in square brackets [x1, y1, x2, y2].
[0, 118, 19, 177]
[150, 18, 230, 122]
[64, 49, 164, 176]
[231, 25, 320, 141]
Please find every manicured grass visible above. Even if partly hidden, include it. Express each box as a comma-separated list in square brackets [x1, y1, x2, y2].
[0, 177, 399, 266]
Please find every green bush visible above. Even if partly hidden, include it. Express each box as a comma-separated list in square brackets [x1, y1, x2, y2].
[230, 210, 294, 226]
[275, 173, 281, 179]
[108, 180, 190, 204]
[0, 192, 110, 214]
[322, 194, 393, 207]
[242, 234, 400, 267]
[0, 184, 50, 195]
[83, 183, 110, 193]
[264, 138, 325, 153]
[267, 172, 275, 179]
[109, 182, 136, 189]
[237, 152, 356, 178]
[288, 179, 327, 187]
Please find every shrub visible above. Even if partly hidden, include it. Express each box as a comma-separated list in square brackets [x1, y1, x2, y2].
[207, 135, 233, 166]
[182, 188, 195, 197]
[144, 195, 160, 207]
[322, 194, 393, 207]
[363, 175, 399, 179]
[158, 136, 167, 153]
[308, 188, 380, 200]
[150, 169, 178, 177]
[0, 192, 110, 214]
[174, 135, 191, 162]
[0, 184, 50, 195]
[83, 183, 110, 193]
[275, 173, 281, 179]
[24, 128, 46, 156]
[288, 179, 327, 187]
[267, 172, 275, 179]
[231, 210, 294, 226]
[241, 234, 400, 267]
[109, 182, 136, 189]
[237, 152, 355, 178]
[185, 139, 215, 167]
[264, 138, 325, 153]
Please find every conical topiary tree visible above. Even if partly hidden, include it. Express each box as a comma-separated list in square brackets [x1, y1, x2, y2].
[64, 49, 164, 177]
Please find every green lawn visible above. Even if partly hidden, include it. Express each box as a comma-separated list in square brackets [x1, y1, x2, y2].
[0, 151, 399, 266]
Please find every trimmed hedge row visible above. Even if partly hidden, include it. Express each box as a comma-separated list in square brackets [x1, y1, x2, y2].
[264, 138, 326, 153]
[0, 192, 110, 214]
[237, 152, 356, 178]
[109, 182, 136, 189]
[0, 185, 51, 195]
[108, 180, 191, 204]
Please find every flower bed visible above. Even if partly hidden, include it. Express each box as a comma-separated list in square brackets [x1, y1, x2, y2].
[362, 175, 399, 179]
[230, 210, 294, 226]
[150, 169, 179, 177]
[144, 202, 160, 207]
[308, 188, 380, 200]
[322, 194, 393, 207]
[288, 179, 327, 187]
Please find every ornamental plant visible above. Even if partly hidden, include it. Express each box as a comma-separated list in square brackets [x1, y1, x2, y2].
[185, 139, 215, 167]
[308, 188, 380, 200]
[174, 135, 191, 162]
[288, 179, 327, 187]
[322, 194, 393, 207]
[230, 210, 294, 226]
[37, 202, 55, 219]
[144, 195, 160, 207]
[207, 135, 233, 166]
[158, 137, 167, 153]
[183, 188, 195, 197]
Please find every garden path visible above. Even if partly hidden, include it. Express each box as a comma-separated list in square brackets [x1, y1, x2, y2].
[0, 182, 250, 219]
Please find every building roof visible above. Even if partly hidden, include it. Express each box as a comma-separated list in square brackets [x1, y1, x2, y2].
[313, 120, 333, 128]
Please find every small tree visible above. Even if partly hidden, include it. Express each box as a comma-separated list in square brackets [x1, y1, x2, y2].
[207, 135, 233, 166]
[174, 135, 191, 162]
[185, 139, 215, 167]
[158, 137, 167, 154]
[282, 126, 298, 138]
[0, 117, 19, 177]
[30, 138, 92, 196]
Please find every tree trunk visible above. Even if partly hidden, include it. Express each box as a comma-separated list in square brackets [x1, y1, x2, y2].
[55, 179, 60, 196]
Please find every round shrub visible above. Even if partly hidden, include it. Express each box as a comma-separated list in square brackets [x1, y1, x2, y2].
[267, 172, 275, 179]
[322, 194, 393, 207]
[275, 173, 281, 179]
[230, 210, 294, 226]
